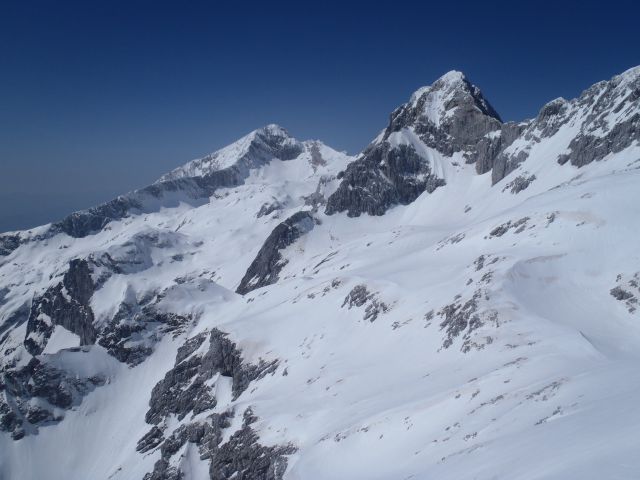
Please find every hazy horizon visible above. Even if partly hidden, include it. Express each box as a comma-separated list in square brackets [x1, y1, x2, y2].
[2, 0, 639, 232]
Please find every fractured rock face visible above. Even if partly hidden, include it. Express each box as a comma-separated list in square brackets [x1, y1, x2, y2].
[98, 302, 190, 366]
[558, 71, 640, 167]
[558, 114, 640, 167]
[145, 329, 278, 426]
[388, 71, 502, 155]
[0, 353, 106, 439]
[24, 259, 97, 356]
[489, 68, 640, 185]
[142, 408, 294, 480]
[208, 409, 295, 480]
[610, 272, 640, 313]
[0, 234, 20, 257]
[236, 211, 315, 294]
[141, 329, 290, 480]
[326, 71, 501, 217]
[325, 143, 445, 217]
[471, 121, 528, 177]
[342, 284, 390, 322]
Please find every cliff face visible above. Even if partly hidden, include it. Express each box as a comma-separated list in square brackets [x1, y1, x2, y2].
[326, 71, 501, 217]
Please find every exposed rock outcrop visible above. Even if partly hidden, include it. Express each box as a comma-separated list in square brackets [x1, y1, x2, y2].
[471, 121, 528, 176]
[325, 143, 445, 217]
[341, 284, 390, 322]
[490, 68, 640, 184]
[98, 302, 191, 366]
[0, 353, 105, 439]
[145, 329, 278, 426]
[236, 211, 315, 294]
[438, 289, 498, 353]
[142, 408, 294, 480]
[24, 259, 97, 356]
[0, 234, 20, 257]
[208, 409, 295, 480]
[141, 329, 290, 480]
[326, 71, 501, 217]
[610, 272, 640, 313]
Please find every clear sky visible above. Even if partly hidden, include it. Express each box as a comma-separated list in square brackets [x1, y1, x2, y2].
[1, 0, 638, 232]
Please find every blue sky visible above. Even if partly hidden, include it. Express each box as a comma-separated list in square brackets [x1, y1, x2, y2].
[1, 0, 639, 232]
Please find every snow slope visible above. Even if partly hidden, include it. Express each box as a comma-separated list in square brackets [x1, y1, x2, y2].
[1, 68, 639, 480]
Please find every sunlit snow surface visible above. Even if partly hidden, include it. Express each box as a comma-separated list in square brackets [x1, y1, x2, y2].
[1, 71, 640, 479]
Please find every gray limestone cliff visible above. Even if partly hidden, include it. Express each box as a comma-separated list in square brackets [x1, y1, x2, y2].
[236, 211, 315, 294]
[24, 259, 97, 356]
[325, 71, 501, 217]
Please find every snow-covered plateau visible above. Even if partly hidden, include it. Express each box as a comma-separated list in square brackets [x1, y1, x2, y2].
[1, 67, 640, 480]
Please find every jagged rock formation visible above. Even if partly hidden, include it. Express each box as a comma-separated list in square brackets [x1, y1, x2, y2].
[0, 352, 106, 439]
[325, 143, 446, 216]
[484, 68, 640, 184]
[326, 71, 501, 217]
[236, 211, 315, 294]
[0, 234, 20, 257]
[141, 329, 288, 480]
[145, 329, 278, 425]
[98, 303, 190, 366]
[471, 121, 527, 177]
[24, 259, 96, 356]
[208, 409, 295, 480]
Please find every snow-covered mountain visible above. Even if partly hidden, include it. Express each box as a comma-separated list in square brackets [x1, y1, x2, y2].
[1, 66, 639, 480]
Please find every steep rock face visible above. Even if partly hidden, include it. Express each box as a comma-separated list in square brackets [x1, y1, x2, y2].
[557, 69, 640, 166]
[471, 121, 528, 175]
[145, 329, 278, 426]
[0, 302, 29, 345]
[24, 259, 96, 356]
[141, 329, 288, 480]
[0, 259, 105, 439]
[0, 234, 20, 257]
[0, 353, 106, 439]
[485, 67, 640, 184]
[391, 71, 502, 155]
[98, 302, 191, 366]
[326, 71, 501, 217]
[236, 211, 315, 294]
[208, 409, 295, 480]
[325, 143, 446, 217]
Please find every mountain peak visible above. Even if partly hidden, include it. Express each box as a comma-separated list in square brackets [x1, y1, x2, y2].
[409, 70, 465, 102]
[435, 69, 466, 85]
[406, 71, 501, 127]
[157, 124, 302, 182]
[613, 64, 640, 82]
[256, 123, 291, 138]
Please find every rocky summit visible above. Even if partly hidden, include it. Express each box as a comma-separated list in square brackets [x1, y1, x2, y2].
[1, 66, 640, 479]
